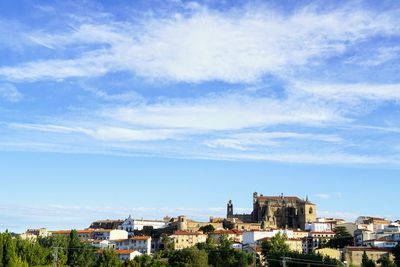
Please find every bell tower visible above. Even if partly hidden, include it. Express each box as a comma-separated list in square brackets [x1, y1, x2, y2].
[227, 200, 233, 218]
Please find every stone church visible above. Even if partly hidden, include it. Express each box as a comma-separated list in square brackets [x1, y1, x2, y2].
[227, 192, 316, 230]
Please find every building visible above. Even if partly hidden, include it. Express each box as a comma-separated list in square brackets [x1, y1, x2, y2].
[305, 222, 333, 232]
[363, 237, 398, 249]
[227, 192, 316, 230]
[315, 248, 341, 261]
[115, 250, 142, 261]
[169, 215, 223, 232]
[304, 231, 335, 254]
[242, 229, 296, 245]
[209, 229, 243, 243]
[50, 229, 95, 241]
[118, 215, 167, 236]
[223, 217, 261, 231]
[169, 231, 207, 250]
[20, 228, 49, 240]
[92, 229, 128, 241]
[96, 249, 142, 261]
[113, 236, 152, 255]
[257, 237, 303, 253]
[90, 219, 124, 230]
[343, 247, 394, 266]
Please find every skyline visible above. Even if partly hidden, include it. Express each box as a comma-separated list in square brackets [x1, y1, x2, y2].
[1, 0, 400, 233]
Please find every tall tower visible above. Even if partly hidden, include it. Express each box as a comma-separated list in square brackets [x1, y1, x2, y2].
[227, 200, 233, 218]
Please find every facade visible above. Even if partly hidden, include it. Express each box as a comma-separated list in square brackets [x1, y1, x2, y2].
[315, 248, 341, 261]
[113, 236, 152, 255]
[343, 247, 394, 266]
[21, 228, 49, 240]
[169, 231, 207, 250]
[209, 229, 243, 243]
[169, 215, 223, 232]
[242, 229, 296, 245]
[92, 229, 128, 241]
[227, 193, 316, 230]
[118, 215, 167, 235]
[90, 219, 124, 230]
[115, 250, 142, 261]
[50, 229, 95, 241]
[304, 231, 335, 254]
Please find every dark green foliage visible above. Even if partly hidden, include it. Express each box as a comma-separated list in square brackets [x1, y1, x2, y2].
[66, 230, 95, 267]
[199, 224, 215, 234]
[97, 248, 122, 267]
[362, 252, 376, 267]
[326, 226, 354, 248]
[168, 248, 208, 267]
[377, 255, 396, 267]
[394, 243, 400, 267]
[261, 232, 340, 267]
[197, 234, 254, 267]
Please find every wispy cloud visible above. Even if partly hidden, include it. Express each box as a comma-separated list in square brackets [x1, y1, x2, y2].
[1, 4, 399, 83]
[0, 83, 23, 102]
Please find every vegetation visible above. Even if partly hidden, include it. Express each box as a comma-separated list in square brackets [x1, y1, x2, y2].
[199, 225, 215, 234]
[261, 232, 340, 267]
[326, 226, 353, 248]
[394, 243, 400, 267]
[361, 252, 376, 267]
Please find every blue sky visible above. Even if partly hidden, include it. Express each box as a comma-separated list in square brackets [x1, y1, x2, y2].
[0, 0, 399, 232]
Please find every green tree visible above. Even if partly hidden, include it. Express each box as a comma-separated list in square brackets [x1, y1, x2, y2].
[97, 249, 122, 267]
[394, 243, 400, 267]
[2, 232, 18, 267]
[199, 224, 215, 234]
[168, 248, 208, 267]
[66, 230, 95, 267]
[326, 226, 353, 248]
[261, 232, 290, 255]
[362, 252, 376, 267]
[378, 255, 396, 267]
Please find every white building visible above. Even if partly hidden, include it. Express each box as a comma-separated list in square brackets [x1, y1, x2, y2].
[305, 222, 332, 232]
[118, 215, 166, 235]
[242, 229, 295, 245]
[363, 237, 398, 249]
[92, 229, 128, 241]
[115, 250, 142, 261]
[113, 236, 152, 255]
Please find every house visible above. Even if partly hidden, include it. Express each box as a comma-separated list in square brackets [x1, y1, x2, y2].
[169, 231, 207, 250]
[209, 229, 243, 243]
[169, 216, 223, 232]
[242, 229, 295, 245]
[118, 215, 167, 236]
[257, 237, 303, 253]
[113, 236, 152, 255]
[343, 247, 394, 266]
[20, 228, 49, 240]
[96, 249, 142, 262]
[363, 237, 398, 249]
[89, 219, 124, 230]
[92, 229, 128, 241]
[50, 229, 95, 241]
[304, 231, 335, 254]
[115, 250, 142, 261]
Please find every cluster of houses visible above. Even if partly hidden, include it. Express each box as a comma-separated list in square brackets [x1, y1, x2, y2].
[19, 194, 400, 266]
[20, 214, 400, 265]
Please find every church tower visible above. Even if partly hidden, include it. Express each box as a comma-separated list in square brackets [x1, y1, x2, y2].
[227, 200, 233, 218]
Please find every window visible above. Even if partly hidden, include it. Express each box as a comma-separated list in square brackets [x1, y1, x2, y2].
[309, 207, 313, 214]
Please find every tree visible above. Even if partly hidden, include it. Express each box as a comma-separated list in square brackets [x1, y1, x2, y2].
[377, 255, 396, 267]
[362, 252, 376, 267]
[67, 230, 95, 267]
[199, 224, 215, 234]
[168, 248, 208, 267]
[97, 249, 122, 267]
[327, 226, 353, 248]
[394, 243, 400, 267]
[261, 232, 290, 255]
[2, 232, 18, 267]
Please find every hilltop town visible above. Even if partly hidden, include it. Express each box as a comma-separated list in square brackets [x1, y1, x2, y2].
[11, 193, 400, 266]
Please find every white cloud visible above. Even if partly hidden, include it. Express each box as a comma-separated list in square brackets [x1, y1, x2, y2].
[1, 4, 399, 82]
[0, 83, 23, 102]
[105, 93, 344, 131]
[293, 82, 400, 102]
[205, 132, 343, 151]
